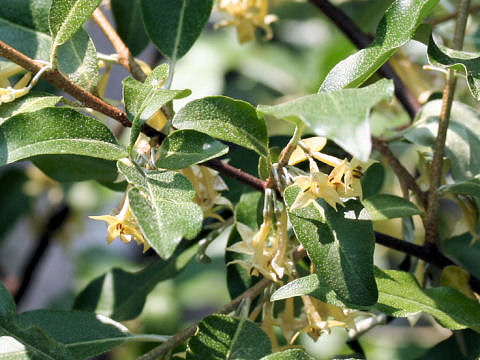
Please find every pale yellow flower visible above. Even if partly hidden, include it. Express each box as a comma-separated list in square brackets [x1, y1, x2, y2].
[290, 171, 344, 212]
[327, 158, 375, 199]
[215, 0, 278, 43]
[0, 72, 31, 104]
[90, 196, 150, 252]
[181, 165, 231, 221]
[288, 137, 327, 166]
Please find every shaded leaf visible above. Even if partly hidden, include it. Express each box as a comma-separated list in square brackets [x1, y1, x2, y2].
[440, 177, 480, 198]
[427, 35, 480, 100]
[374, 268, 480, 330]
[0, 93, 61, 124]
[111, 0, 149, 56]
[320, 0, 439, 91]
[118, 161, 203, 259]
[420, 329, 480, 360]
[361, 194, 422, 220]
[0, 282, 72, 359]
[186, 314, 271, 360]
[141, 0, 213, 60]
[284, 186, 378, 306]
[361, 162, 385, 199]
[258, 79, 393, 161]
[174, 96, 269, 156]
[73, 244, 198, 321]
[155, 129, 229, 170]
[442, 233, 480, 280]
[404, 100, 480, 181]
[260, 349, 315, 360]
[0, 107, 126, 165]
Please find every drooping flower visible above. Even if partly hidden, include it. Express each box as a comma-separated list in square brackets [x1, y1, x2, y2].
[181, 165, 231, 221]
[90, 196, 150, 252]
[327, 158, 375, 199]
[215, 0, 278, 43]
[288, 137, 327, 166]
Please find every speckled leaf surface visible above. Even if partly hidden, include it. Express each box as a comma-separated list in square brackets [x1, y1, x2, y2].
[0, 107, 126, 165]
[0, 92, 61, 124]
[74, 245, 198, 321]
[174, 96, 269, 157]
[258, 79, 393, 161]
[15, 310, 130, 359]
[374, 268, 480, 330]
[141, 0, 213, 61]
[428, 35, 480, 100]
[260, 349, 315, 360]
[361, 194, 422, 220]
[111, 0, 149, 56]
[156, 129, 228, 170]
[0, 0, 99, 91]
[186, 314, 271, 360]
[319, 0, 439, 91]
[403, 100, 480, 181]
[118, 161, 203, 259]
[284, 186, 378, 306]
[439, 178, 480, 198]
[0, 282, 73, 360]
[49, 0, 101, 47]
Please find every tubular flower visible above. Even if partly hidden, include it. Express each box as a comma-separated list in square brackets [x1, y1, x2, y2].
[215, 0, 278, 43]
[90, 196, 150, 252]
[288, 137, 327, 166]
[0, 72, 32, 104]
[327, 158, 376, 199]
[181, 165, 232, 221]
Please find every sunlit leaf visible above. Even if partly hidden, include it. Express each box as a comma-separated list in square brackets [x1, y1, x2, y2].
[361, 194, 422, 220]
[0, 93, 61, 124]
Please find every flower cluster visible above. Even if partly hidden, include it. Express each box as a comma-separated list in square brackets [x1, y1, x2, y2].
[215, 0, 278, 43]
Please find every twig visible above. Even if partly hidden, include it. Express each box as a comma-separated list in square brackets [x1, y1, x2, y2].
[427, 4, 480, 26]
[371, 138, 427, 209]
[14, 203, 70, 304]
[308, 0, 421, 119]
[92, 8, 147, 82]
[137, 278, 272, 360]
[424, 0, 471, 245]
[203, 159, 267, 192]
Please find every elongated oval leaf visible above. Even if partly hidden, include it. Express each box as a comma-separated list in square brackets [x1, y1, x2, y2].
[73, 244, 198, 321]
[361, 194, 422, 220]
[156, 129, 229, 170]
[0, 92, 61, 124]
[258, 79, 393, 161]
[49, 0, 101, 47]
[284, 186, 378, 306]
[111, 0, 149, 56]
[186, 314, 271, 360]
[374, 268, 480, 330]
[427, 35, 480, 100]
[141, 0, 213, 61]
[320, 0, 439, 91]
[0, 107, 126, 165]
[439, 178, 480, 198]
[118, 161, 203, 259]
[174, 96, 269, 157]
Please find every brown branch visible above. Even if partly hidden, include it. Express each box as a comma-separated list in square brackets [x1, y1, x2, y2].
[427, 3, 480, 26]
[424, 0, 471, 245]
[308, 0, 421, 119]
[137, 278, 272, 360]
[92, 8, 147, 82]
[203, 159, 267, 192]
[372, 138, 427, 209]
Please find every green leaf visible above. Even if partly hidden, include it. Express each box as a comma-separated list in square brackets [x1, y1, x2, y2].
[155, 129, 229, 170]
[361, 194, 422, 220]
[420, 329, 480, 360]
[319, 0, 439, 91]
[31, 155, 118, 183]
[49, 0, 101, 48]
[15, 310, 130, 359]
[118, 161, 203, 259]
[141, 0, 213, 60]
[74, 244, 198, 321]
[0, 107, 126, 165]
[258, 79, 393, 161]
[284, 186, 378, 306]
[123, 64, 191, 147]
[174, 96, 269, 157]
[442, 234, 480, 280]
[427, 35, 480, 100]
[0, 93, 61, 124]
[0, 0, 99, 91]
[111, 0, 149, 56]
[439, 177, 480, 198]
[374, 268, 480, 330]
[404, 100, 480, 181]
[361, 162, 385, 199]
[0, 282, 73, 359]
[0, 169, 31, 243]
[260, 349, 315, 360]
[186, 314, 271, 360]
